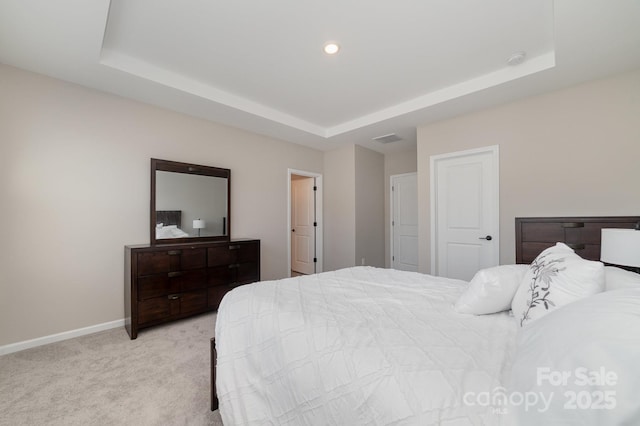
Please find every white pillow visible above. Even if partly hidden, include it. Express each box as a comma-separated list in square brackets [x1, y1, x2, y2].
[507, 288, 640, 425]
[454, 264, 529, 315]
[605, 266, 640, 291]
[511, 243, 604, 327]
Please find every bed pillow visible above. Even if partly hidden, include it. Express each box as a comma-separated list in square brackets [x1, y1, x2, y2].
[155, 225, 189, 239]
[511, 243, 604, 327]
[454, 264, 529, 315]
[506, 288, 640, 425]
[605, 266, 640, 291]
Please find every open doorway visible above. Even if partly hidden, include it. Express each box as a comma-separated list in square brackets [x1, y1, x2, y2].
[390, 172, 418, 271]
[288, 169, 323, 277]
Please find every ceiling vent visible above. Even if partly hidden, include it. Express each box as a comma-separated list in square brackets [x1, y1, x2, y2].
[372, 133, 403, 144]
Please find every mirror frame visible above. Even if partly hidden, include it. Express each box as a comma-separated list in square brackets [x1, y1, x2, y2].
[151, 158, 231, 246]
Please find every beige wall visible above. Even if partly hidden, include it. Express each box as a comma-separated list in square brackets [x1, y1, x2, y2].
[417, 69, 640, 273]
[0, 64, 323, 346]
[323, 144, 386, 270]
[383, 149, 417, 267]
[323, 145, 356, 271]
[355, 145, 385, 267]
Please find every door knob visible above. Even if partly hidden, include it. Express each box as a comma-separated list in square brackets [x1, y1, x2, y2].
[479, 235, 492, 241]
[291, 229, 295, 232]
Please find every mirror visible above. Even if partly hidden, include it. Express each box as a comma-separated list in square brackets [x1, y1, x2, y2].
[151, 158, 230, 245]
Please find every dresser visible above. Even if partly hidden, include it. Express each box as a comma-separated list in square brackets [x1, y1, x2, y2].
[125, 239, 259, 339]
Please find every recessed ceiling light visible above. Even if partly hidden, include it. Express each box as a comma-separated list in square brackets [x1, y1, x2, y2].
[323, 42, 340, 55]
[507, 51, 526, 66]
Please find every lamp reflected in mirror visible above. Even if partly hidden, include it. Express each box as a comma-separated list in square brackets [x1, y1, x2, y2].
[193, 219, 205, 237]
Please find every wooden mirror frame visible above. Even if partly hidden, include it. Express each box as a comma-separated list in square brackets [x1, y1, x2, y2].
[150, 158, 231, 246]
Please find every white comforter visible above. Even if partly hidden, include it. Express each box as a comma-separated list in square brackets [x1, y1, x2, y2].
[215, 266, 517, 425]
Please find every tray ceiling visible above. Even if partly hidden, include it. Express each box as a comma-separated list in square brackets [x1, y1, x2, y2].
[1, 0, 639, 152]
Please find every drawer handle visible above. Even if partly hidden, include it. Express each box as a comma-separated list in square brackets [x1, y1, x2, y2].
[228, 263, 240, 269]
[562, 222, 584, 228]
[167, 294, 181, 300]
[567, 243, 586, 250]
[167, 250, 181, 256]
[229, 245, 241, 250]
[168, 271, 183, 278]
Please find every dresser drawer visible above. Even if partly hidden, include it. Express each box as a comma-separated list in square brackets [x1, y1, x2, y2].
[180, 289, 208, 315]
[138, 290, 207, 325]
[137, 252, 171, 276]
[139, 296, 180, 325]
[178, 269, 208, 291]
[179, 249, 207, 270]
[236, 262, 259, 284]
[236, 242, 259, 263]
[207, 241, 259, 267]
[207, 265, 233, 286]
[208, 286, 231, 309]
[207, 245, 235, 267]
[138, 275, 179, 301]
[137, 269, 206, 301]
[208, 243, 260, 287]
[137, 248, 206, 275]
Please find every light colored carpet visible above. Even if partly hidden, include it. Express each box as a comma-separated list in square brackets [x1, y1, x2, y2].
[0, 312, 223, 426]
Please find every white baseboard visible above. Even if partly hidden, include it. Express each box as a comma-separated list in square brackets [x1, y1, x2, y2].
[0, 319, 125, 356]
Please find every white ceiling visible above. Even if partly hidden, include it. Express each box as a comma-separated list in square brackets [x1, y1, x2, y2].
[1, 0, 639, 153]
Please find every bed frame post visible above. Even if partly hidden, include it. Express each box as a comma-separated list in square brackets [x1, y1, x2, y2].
[211, 338, 219, 411]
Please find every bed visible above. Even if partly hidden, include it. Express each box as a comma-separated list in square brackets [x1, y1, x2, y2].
[212, 216, 640, 425]
[155, 210, 190, 238]
[156, 210, 182, 228]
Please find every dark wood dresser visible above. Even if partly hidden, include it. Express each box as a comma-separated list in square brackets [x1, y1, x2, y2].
[125, 239, 260, 339]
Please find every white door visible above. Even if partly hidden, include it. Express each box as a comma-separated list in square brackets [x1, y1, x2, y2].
[430, 146, 499, 281]
[391, 173, 418, 271]
[291, 176, 316, 274]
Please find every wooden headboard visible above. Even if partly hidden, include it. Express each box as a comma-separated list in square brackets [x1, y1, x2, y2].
[516, 216, 640, 264]
[156, 210, 182, 227]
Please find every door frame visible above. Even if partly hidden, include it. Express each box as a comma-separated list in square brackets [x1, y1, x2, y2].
[287, 169, 323, 277]
[389, 172, 418, 269]
[429, 145, 499, 276]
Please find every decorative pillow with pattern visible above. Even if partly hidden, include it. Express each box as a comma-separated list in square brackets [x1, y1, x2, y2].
[511, 242, 604, 327]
